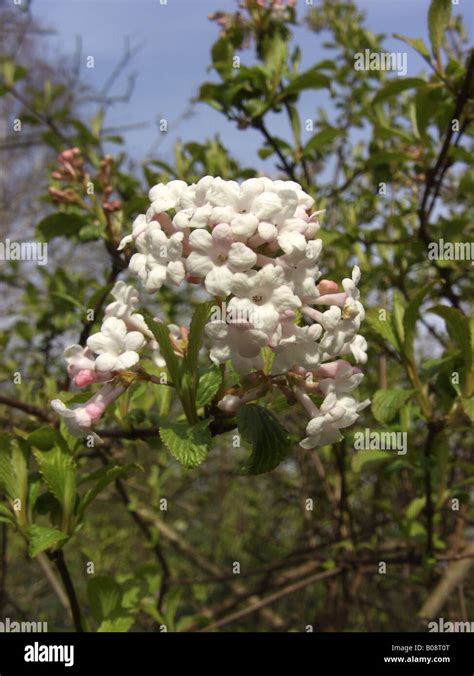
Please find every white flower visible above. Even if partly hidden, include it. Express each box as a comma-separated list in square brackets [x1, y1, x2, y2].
[51, 382, 126, 442]
[271, 322, 322, 373]
[63, 345, 110, 388]
[318, 304, 363, 357]
[229, 264, 301, 334]
[105, 281, 150, 335]
[186, 224, 257, 296]
[316, 360, 364, 396]
[118, 213, 149, 250]
[338, 334, 367, 364]
[129, 226, 185, 293]
[148, 180, 187, 218]
[205, 320, 268, 374]
[87, 317, 146, 371]
[277, 234, 322, 303]
[300, 393, 369, 449]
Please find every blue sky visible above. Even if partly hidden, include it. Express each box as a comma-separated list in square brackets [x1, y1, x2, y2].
[32, 0, 473, 170]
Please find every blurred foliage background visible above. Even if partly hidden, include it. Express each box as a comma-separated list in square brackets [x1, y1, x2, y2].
[0, 0, 472, 632]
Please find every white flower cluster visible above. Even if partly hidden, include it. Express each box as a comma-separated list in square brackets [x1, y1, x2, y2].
[52, 177, 368, 449]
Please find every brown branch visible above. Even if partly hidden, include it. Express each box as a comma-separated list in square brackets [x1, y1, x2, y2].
[200, 567, 343, 632]
[0, 395, 51, 423]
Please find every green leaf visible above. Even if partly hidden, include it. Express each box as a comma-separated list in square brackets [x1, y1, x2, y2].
[160, 420, 212, 469]
[393, 34, 431, 62]
[196, 367, 222, 408]
[36, 213, 87, 241]
[352, 450, 390, 473]
[0, 503, 15, 525]
[28, 426, 57, 451]
[184, 302, 213, 388]
[365, 308, 399, 349]
[403, 281, 435, 360]
[87, 576, 122, 623]
[142, 311, 181, 387]
[78, 464, 138, 518]
[392, 289, 406, 345]
[372, 78, 425, 105]
[236, 404, 291, 475]
[372, 389, 414, 424]
[0, 435, 28, 522]
[28, 524, 67, 557]
[282, 67, 330, 96]
[428, 0, 451, 61]
[303, 128, 343, 155]
[405, 496, 426, 520]
[427, 305, 472, 370]
[33, 445, 76, 531]
[98, 615, 135, 632]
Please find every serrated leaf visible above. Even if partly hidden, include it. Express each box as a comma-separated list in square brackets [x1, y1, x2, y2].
[428, 0, 451, 61]
[372, 389, 414, 424]
[28, 426, 57, 451]
[28, 524, 67, 557]
[352, 450, 390, 473]
[160, 420, 212, 469]
[365, 308, 399, 349]
[87, 576, 122, 623]
[196, 367, 222, 408]
[33, 445, 76, 531]
[98, 615, 135, 632]
[237, 404, 291, 475]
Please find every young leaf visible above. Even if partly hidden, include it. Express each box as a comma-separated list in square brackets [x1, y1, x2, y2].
[237, 404, 291, 475]
[183, 301, 213, 392]
[33, 445, 77, 531]
[87, 576, 122, 623]
[428, 0, 451, 62]
[160, 420, 212, 469]
[365, 308, 399, 350]
[372, 389, 414, 424]
[196, 367, 222, 408]
[28, 426, 57, 451]
[28, 524, 67, 557]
